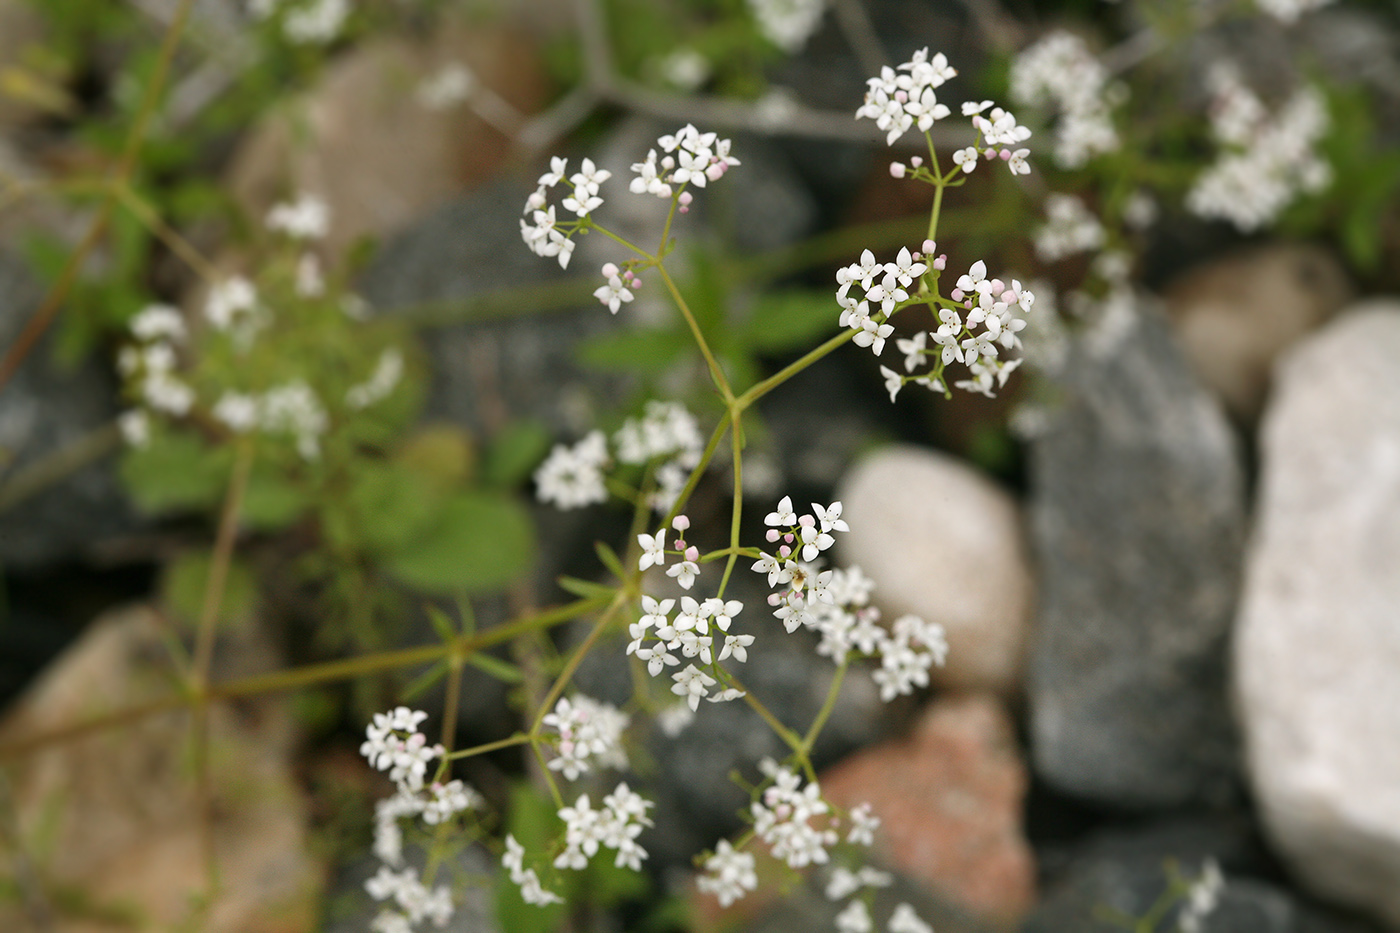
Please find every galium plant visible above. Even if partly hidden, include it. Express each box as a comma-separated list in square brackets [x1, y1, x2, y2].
[352, 46, 1039, 933]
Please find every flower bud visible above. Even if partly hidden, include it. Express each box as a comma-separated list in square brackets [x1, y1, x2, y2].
[889, 162, 906, 179]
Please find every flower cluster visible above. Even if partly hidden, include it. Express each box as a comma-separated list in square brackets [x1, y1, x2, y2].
[360, 708, 484, 932]
[503, 835, 563, 906]
[265, 193, 330, 240]
[836, 247, 930, 357]
[554, 782, 655, 871]
[628, 123, 740, 199]
[346, 348, 406, 410]
[884, 259, 1033, 401]
[697, 839, 758, 907]
[746, 0, 829, 52]
[520, 156, 613, 269]
[1186, 66, 1330, 232]
[751, 495, 849, 632]
[1179, 859, 1226, 933]
[751, 759, 838, 869]
[117, 305, 195, 444]
[856, 48, 958, 145]
[951, 101, 1033, 176]
[535, 403, 704, 512]
[248, 0, 349, 45]
[216, 381, 330, 459]
[542, 694, 630, 780]
[798, 563, 949, 701]
[1035, 193, 1107, 262]
[416, 63, 476, 111]
[364, 866, 453, 932]
[1010, 31, 1122, 169]
[626, 593, 750, 709]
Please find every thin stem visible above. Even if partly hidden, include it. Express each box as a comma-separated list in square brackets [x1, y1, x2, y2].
[445, 732, 532, 761]
[0, 596, 612, 761]
[115, 182, 220, 283]
[662, 410, 732, 529]
[800, 661, 849, 755]
[716, 410, 744, 599]
[589, 223, 656, 261]
[191, 440, 255, 688]
[0, 0, 198, 396]
[529, 592, 627, 737]
[656, 264, 734, 404]
[736, 329, 856, 410]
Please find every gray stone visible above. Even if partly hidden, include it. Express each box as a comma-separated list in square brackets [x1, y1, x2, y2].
[1022, 819, 1384, 933]
[1234, 302, 1400, 929]
[0, 251, 140, 567]
[836, 445, 1035, 695]
[1026, 296, 1246, 808]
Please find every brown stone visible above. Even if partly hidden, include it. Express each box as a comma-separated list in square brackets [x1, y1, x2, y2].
[819, 693, 1036, 926]
[0, 606, 323, 933]
[1164, 243, 1352, 423]
[224, 20, 551, 263]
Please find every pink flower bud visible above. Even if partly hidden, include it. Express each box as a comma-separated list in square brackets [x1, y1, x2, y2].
[602, 262, 619, 277]
[889, 162, 906, 179]
[910, 156, 924, 168]
[922, 239, 936, 254]
[765, 528, 780, 542]
[951, 288, 964, 301]
[984, 148, 997, 160]
[778, 545, 791, 558]
[672, 515, 691, 531]
[895, 90, 908, 103]
[684, 546, 699, 562]
[999, 148, 1011, 161]
[990, 279, 1004, 296]
[798, 514, 814, 527]
[934, 255, 947, 270]
[768, 593, 781, 606]
[678, 192, 693, 206]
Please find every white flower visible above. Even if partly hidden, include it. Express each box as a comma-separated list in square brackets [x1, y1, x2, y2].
[594, 273, 635, 314]
[1008, 148, 1031, 175]
[672, 664, 716, 711]
[265, 193, 330, 240]
[747, 0, 828, 52]
[130, 304, 186, 343]
[416, 62, 476, 109]
[666, 557, 700, 590]
[880, 365, 903, 403]
[765, 495, 798, 527]
[213, 391, 258, 433]
[118, 409, 151, 447]
[543, 694, 630, 780]
[835, 899, 873, 933]
[535, 431, 609, 509]
[847, 801, 881, 845]
[889, 903, 934, 933]
[697, 840, 757, 907]
[638, 530, 667, 571]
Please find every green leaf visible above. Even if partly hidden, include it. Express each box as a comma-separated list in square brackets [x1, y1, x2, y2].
[384, 491, 536, 594]
[576, 328, 692, 375]
[425, 604, 459, 642]
[739, 289, 839, 352]
[347, 460, 444, 554]
[593, 541, 626, 581]
[240, 464, 309, 530]
[401, 659, 449, 702]
[466, 651, 524, 684]
[161, 550, 257, 632]
[120, 431, 231, 515]
[557, 576, 616, 599]
[484, 419, 553, 487]
[495, 781, 568, 933]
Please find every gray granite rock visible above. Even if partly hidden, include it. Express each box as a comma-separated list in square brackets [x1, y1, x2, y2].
[0, 251, 139, 568]
[1235, 302, 1400, 929]
[1026, 296, 1246, 809]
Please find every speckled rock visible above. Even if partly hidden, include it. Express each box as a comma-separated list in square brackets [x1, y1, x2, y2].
[1026, 296, 1245, 809]
[820, 693, 1036, 926]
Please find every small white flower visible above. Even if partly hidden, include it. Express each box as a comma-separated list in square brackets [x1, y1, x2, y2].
[672, 664, 716, 711]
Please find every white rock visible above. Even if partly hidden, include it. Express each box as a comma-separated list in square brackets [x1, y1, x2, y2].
[835, 445, 1034, 694]
[1235, 301, 1400, 928]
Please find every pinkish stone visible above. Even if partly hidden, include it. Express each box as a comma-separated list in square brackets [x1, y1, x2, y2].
[820, 693, 1036, 925]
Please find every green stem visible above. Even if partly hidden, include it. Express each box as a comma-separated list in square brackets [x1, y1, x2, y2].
[656, 264, 734, 404]
[800, 661, 849, 757]
[735, 329, 856, 410]
[445, 732, 532, 761]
